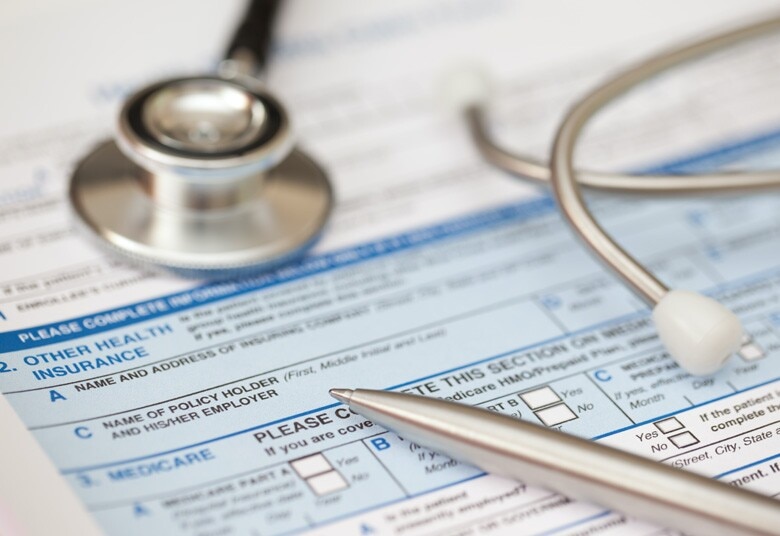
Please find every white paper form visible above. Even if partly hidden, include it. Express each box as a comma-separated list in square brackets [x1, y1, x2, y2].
[1, 1, 780, 534]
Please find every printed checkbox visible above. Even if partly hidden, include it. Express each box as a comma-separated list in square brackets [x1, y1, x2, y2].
[307, 470, 348, 495]
[739, 343, 764, 361]
[520, 386, 561, 410]
[535, 403, 577, 426]
[290, 453, 332, 478]
[654, 417, 684, 434]
[669, 431, 700, 448]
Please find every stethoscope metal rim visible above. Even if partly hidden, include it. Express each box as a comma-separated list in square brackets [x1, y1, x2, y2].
[69, 139, 333, 278]
[69, 70, 335, 279]
[116, 76, 295, 178]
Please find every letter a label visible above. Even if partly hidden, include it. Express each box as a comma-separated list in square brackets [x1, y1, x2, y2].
[49, 389, 66, 402]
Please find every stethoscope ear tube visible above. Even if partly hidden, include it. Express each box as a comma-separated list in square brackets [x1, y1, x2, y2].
[225, 0, 281, 71]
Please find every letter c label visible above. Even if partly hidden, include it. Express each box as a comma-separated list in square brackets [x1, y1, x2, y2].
[594, 369, 612, 382]
[75, 426, 92, 439]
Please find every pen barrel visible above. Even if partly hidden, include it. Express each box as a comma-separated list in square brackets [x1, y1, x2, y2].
[347, 389, 780, 536]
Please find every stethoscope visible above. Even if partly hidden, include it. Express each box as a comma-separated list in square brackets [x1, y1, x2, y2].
[68, 3, 780, 376]
[69, 0, 333, 280]
[449, 16, 780, 376]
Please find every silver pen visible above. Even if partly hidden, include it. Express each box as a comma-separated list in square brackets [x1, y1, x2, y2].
[329, 388, 780, 536]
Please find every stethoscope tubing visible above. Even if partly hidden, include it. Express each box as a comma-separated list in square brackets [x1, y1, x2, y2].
[468, 15, 780, 305]
[552, 15, 780, 305]
[466, 106, 780, 194]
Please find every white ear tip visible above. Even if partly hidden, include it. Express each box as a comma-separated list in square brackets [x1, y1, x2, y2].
[652, 290, 742, 376]
[440, 64, 492, 111]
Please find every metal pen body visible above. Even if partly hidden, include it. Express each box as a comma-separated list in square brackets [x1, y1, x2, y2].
[330, 388, 780, 536]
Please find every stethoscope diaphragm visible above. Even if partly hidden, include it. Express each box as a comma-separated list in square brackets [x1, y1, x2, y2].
[69, 75, 333, 279]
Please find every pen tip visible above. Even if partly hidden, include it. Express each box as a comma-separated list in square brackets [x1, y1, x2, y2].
[329, 388, 354, 404]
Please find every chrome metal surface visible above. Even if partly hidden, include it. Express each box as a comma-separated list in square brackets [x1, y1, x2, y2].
[70, 140, 332, 278]
[142, 79, 268, 154]
[549, 17, 780, 305]
[67, 2, 324, 279]
[116, 76, 294, 179]
[336, 388, 780, 536]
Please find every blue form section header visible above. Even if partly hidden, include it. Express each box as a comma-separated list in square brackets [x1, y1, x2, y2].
[6, 120, 780, 353]
[0, 198, 555, 352]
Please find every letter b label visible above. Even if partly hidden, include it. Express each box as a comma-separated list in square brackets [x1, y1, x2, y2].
[370, 437, 391, 451]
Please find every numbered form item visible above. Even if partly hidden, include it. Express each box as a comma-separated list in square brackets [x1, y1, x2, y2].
[2, 1, 780, 535]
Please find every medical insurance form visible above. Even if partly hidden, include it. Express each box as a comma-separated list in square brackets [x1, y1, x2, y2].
[1, 0, 780, 534]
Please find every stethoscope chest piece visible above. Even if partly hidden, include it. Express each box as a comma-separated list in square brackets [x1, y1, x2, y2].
[69, 76, 333, 279]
